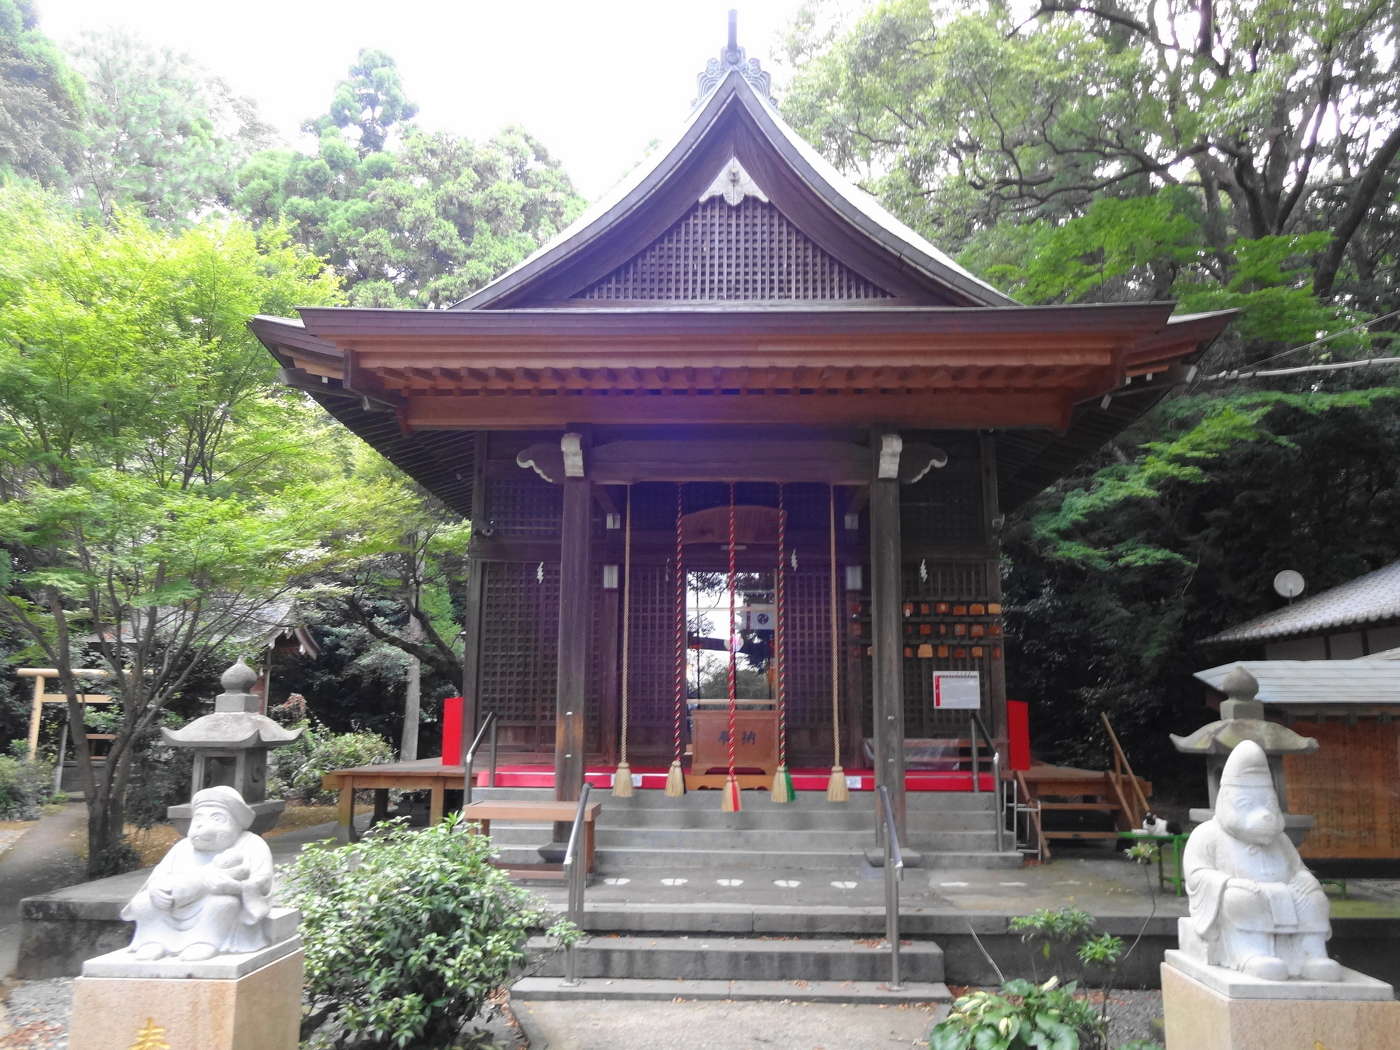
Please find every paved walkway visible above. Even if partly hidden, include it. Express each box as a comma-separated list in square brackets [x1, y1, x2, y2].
[0, 805, 86, 979]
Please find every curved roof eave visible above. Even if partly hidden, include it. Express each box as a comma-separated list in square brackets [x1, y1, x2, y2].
[452, 70, 1015, 311]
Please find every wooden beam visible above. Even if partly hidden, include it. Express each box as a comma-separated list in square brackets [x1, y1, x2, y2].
[404, 391, 1071, 431]
[554, 477, 593, 804]
[870, 434, 906, 841]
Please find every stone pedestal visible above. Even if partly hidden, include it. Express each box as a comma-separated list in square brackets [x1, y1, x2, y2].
[68, 936, 303, 1050]
[1162, 951, 1400, 1050]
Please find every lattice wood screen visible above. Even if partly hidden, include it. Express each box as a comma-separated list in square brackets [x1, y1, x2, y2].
[785, 565, 844, 731]
[484, 475, 563, 536]
[900, 449, 983, 547]
[477, 560, 602, 751]
[856, 559, 1002, 738]
[575, 197, 894, 302]
[620, 562, 676, 737]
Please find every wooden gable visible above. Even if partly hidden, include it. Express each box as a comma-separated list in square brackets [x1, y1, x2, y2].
[574, 196, 894, 303]
[455, 71, 1013, 310]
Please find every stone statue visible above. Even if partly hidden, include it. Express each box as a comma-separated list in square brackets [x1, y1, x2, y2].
[122, 786, 275, 962]
[1180, 739, 1341, 981]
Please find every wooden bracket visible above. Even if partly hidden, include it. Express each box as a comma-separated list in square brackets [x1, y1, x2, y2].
[877, 433, 903, 479]
[561, 432, 586, 478]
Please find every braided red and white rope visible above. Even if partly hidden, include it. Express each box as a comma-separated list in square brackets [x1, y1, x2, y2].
[726, 482, 738, 784]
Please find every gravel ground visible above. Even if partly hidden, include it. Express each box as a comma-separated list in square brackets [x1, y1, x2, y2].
[1102, 988, 1164, 1045]
[0, 978, 71, 1050]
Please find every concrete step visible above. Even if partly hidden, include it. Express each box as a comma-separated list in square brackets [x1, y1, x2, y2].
[511, 976, 952, 1004]
[596, 807, 998, 831]
[527, 934, 945, 983]
[486, 826, 1000, 852]
[495, 843, 1020, 872]
[497, 846, 865, 871]
[470, 786, 998, 812]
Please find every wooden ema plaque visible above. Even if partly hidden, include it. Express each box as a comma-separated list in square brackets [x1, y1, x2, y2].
[687, 705, 779, 790]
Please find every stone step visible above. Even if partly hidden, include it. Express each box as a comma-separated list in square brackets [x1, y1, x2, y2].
[595, 807, 998, 831]
[485, 826, 1000, 851]
[495, 844, 1021, 872]
[526, 934, 945, 983]
[511, 976, 953, 1004]
[497, 845, 864, 871]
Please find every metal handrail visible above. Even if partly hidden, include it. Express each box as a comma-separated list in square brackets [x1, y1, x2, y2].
[561, 782, 593, 987]
[876, 785, 904, 990]
[969, 713, 1006, 854]
[461, 710, 498, 806]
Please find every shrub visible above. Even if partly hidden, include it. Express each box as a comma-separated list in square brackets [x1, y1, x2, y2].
[0, 750, 54, 820]
[269, 722, 392, 805]
[286, 815, 578, 1050]
[930, 977, 1104, 1050]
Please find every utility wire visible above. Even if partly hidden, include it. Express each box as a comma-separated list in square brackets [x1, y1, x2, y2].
[1247, 308, 1400, 369]
[1199, 355, 1400, 384]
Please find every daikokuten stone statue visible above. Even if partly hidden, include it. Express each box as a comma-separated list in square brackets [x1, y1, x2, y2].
[122, 786, 275, 962]
[1179, 739, 1341, 981]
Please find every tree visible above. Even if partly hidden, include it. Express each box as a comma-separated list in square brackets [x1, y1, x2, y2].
[307, 48, 417, 156]
[0, 188, 342, 874]
[235, 52, 583, 307]
[294, 446, 469, 749]
[783, 0, 1400, 321]
[0, 0, 82, 186]
[68, 32, 271, 226]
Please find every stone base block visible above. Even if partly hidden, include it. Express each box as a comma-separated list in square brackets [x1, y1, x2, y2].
[1162, 959, 1400, 1050]
[68, 948, 303, 1050]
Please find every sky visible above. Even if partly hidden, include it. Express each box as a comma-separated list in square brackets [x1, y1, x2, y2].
[37, 0, 812, 200]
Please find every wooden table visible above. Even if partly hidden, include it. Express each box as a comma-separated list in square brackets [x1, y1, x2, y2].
[464, 800, 602, 875]
[321, 759, 467, 843]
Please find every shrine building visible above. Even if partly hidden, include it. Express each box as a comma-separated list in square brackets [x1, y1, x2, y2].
[251, 27, 1232, 836]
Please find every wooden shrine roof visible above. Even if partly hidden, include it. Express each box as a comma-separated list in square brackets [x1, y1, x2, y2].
[251, 45, 1235, 518]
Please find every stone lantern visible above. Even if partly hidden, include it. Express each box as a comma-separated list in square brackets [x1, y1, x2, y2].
[164, 657, 302, 834]
[1171, 664, 1319, 845]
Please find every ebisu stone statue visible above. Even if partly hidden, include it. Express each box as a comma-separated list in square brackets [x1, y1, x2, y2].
[1179, 739, 1341, 982]
[122, 785, 275, 962]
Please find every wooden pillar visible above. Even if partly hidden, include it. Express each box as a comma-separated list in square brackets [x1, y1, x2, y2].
[458, 433, 488, 771]
[457, 557, 485, 767]
[870, 439, 906, 840]
[554, 476, 593, 802]
[978, 433, 1007, 740]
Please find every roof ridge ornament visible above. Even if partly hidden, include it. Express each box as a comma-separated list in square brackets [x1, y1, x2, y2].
[695, 10, 777, 108]
[699, 156, 769, 206]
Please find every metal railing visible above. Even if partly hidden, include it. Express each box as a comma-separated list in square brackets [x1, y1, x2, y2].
[461, 710, 498, 806]
[876, 784, 904, 990]
[969, 712, 1006, 854]
[561, 782, 593, 987]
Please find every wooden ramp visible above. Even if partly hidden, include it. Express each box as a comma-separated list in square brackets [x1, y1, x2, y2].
[1013, 716, 1152, 861]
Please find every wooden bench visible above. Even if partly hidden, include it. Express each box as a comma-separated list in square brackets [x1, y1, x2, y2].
[322, 760, 466, 843]
[463, 800, 602, 877]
